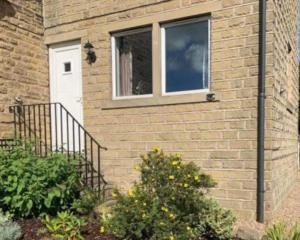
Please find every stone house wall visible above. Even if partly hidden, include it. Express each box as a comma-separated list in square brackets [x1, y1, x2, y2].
[0, 0, 297, 222]
[43, 0, 272, 221]
[0, 0, 49, 138]
[270, 0, 299, 218]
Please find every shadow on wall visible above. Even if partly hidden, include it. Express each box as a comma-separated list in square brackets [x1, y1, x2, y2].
[0, 0, 16, 20]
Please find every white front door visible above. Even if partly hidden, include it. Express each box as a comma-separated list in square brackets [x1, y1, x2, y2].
[49, 41, 83, 151]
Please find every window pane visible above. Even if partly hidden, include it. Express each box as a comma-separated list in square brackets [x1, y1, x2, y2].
[64, 62, 71, 72]
[165, 19, 209, 93]
[115, 30, 152, 97]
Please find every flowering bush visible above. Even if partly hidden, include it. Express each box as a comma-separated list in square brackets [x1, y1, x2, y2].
[102, 148, 235, 240]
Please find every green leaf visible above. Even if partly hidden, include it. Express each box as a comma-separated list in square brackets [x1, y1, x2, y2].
[27, 200, 33, 211]
[0, 143, 81, 217]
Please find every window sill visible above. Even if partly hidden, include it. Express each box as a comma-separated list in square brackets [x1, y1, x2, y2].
[112, 94, 153, 100]
[102, 91, 219, 110]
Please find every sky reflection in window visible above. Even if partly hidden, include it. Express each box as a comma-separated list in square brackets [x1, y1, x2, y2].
[165, 19, 209, 93]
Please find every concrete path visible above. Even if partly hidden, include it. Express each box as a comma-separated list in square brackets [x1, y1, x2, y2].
[272, 173, 300, 225]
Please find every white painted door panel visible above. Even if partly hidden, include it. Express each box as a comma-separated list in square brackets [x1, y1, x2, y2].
[49, 41, 83, 151]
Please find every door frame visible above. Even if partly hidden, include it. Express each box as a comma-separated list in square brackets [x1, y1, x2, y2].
[49, 40, 84, 125]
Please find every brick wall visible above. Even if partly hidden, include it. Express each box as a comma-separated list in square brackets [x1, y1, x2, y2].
[0, 0, 48, 138]
[43, 0, 172, 29]
[270, 0, 299, 218]
[43, 0, 299, 222]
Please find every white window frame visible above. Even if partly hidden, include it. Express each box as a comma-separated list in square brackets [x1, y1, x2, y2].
[111, 27, 153, 100]
[161, 16, 211, 96]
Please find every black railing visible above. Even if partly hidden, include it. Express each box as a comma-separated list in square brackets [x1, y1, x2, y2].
[0, 139, 16, 149]
[8, 102, 107, 195]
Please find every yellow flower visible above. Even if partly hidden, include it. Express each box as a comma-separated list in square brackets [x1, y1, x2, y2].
[187, 226, 192, 231]
[153, 146, 161, 153]
[134, 164, 141, 171]
[100, 226, 105, 233]
[143, 202, 147, 206]
[187, 174, 191, 178]
[128, 189, 134, 197]
[159, 221, 165, 225]
[135, 199, 138, 203]
[111, 192, 118, 198]
[169, 175, 175, 180]
[169, 213, 176, 220]
[142, 213, 147, 218]
[194, 175, 199, 181]
[184, 183, 189, 188]
[169, 235, 175, 240]
[161, 207, 169, 212]
[172, 160, 178, 166]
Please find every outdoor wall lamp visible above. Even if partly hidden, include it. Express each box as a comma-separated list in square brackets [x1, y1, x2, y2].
[84, 41, 97, 64]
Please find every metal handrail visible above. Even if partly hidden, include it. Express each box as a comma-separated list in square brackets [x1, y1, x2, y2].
[0, 138, 16, 149]
[7, 102, 107, 194]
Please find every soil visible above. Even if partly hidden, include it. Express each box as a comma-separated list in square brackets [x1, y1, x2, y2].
[17, 218, 116, 240]
[82, 220, 116, 240]
[17, 218, 50, 240]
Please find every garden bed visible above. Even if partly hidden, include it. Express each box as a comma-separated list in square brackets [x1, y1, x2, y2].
[18, 218, 49, 239]
[0, 146, 239, 240]
[18, 218, 116, 240]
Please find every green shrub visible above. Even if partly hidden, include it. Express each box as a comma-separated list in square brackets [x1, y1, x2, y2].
[0, 210, 22, 240]
[263, 223, 300, 240]
[102, 148, 235, 240]
[0, 146, 81, 217]
[42, 211, 86, 240]
[289, 225, 300, 240]
[72, 188, 99, 215]
[197, 199, 236, 240]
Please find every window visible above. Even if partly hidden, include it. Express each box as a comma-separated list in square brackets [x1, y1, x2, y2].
[161, 17, 210, 94]
[112, 27, 153, 98]
[64, 62, 71, 73]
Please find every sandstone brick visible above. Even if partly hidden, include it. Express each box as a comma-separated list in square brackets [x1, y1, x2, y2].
[227, 189, 252, 200]
[0, 0, 48, 137]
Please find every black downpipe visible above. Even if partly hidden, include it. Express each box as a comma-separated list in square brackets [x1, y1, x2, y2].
[257, 0, 267, 223]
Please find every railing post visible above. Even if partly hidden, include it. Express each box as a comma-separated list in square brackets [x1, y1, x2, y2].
[98, 146, 101, 197]
[49, 104, 52, 152]
[60, 104, 63, 153]
[90, 139, 94, 188]
[44, 104, 47, 156]
[38, 105, 42, 155]
[9, 106, 17, 139]
[84, 132, 88, 185]
[15, 98, 23, 140]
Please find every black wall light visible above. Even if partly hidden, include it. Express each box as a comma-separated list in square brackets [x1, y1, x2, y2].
[84, 41, 97, 64]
